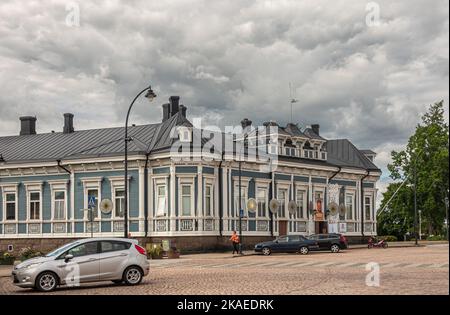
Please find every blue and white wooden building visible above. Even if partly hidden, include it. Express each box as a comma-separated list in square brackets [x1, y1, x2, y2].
[0, 96, 381, 250]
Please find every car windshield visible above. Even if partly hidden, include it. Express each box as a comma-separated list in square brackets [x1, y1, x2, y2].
[45, 242, 80, 257]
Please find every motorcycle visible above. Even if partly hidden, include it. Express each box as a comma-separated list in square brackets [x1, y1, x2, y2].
[368, 237, 388, 249]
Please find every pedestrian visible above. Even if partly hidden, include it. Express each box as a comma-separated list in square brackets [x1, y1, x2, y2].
[230, 230, 240, 255]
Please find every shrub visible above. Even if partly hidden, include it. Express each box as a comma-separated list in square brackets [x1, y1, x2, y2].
[19, 247, 43, 261]
[427, 235, 445, 241]
[0, 252, 16, 265]
[147, 245, 163, 259]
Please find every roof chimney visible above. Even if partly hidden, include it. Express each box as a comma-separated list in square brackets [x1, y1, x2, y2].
[19, 116, 37, 136]
[180, 104, 187, 118]
[311, 124, 320, 136]
[169, 96, 180, 116]
[241, 118, 252, 131]
[63, 113, 74, 134]
[162, 103, 170, 122]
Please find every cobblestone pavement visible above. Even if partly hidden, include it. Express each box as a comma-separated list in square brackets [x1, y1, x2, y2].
[0, 245, 448, 295]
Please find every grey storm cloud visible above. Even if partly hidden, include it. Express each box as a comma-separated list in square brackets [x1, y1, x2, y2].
[0, 0, 449, 204]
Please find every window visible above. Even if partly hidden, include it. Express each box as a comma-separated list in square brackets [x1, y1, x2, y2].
[156, 185, 166, 216]
[365, 196, 372, 220]
[100, 241, 131, 253]
[87, 189, 99, 219]
[268, 144, 278, 155]
[278, 189, 288, 218]
[345, 193, 354, 220]
[54, 191, 66, 220]
[179, 127, 192, 142]
[5, 193, 16, 221]
[257, 188, 267, 217]
[234, 186, 247, 217]
[114, 189, 125, 218]
[314, 191, 323, 212]
[296, 190, 306, 219]
[67, 242, 98, 257]
[29, 192, 40, 220]
[284, 147, 296, 156]
[181, 185, 192, 216]
[205, 185, 212, 217]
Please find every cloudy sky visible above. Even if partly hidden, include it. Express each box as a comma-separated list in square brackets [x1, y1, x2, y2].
[0, 0, 449, 205]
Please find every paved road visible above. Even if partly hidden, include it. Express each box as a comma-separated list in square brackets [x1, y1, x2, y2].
[1, 245, 448, 295]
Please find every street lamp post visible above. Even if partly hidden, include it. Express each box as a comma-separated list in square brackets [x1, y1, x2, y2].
[413, 162, 418, 246]
[445, 196, 449, 242]
[124, 86, 157, 238]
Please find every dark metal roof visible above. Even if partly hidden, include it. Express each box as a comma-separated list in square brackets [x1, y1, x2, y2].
[1, 112, 380, 173]
[360, 149, 376, 155]
[0, 112, 191, 163]
[283, 123, 308, 138]
[303, 127, 326, 141]
[326, 139, 380, 171]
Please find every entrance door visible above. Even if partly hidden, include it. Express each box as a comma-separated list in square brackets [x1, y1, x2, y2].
[279, 220, 288, 236]
[315, 221, 328, 234]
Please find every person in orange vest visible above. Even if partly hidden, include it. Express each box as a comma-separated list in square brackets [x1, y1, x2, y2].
[230, 230, 240, 255]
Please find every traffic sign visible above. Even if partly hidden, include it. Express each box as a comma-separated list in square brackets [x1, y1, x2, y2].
[88, 196, 96, 208]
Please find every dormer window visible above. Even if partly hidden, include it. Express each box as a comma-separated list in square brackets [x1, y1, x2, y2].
[179, 127, 192, 142]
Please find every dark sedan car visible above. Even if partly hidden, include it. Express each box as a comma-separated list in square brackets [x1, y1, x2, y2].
[307, 233, 348, 253]
[254, 235, 319, 255]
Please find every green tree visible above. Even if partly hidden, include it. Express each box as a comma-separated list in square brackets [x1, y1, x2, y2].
[379, 101, 449, 237]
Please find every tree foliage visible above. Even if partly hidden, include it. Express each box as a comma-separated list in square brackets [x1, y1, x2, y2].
[379, 101, 449, 236]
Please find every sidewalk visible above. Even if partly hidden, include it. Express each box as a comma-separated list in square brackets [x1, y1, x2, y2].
[0, 265, 12, 278]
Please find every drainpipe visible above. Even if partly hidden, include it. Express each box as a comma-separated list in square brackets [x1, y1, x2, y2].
[57, 160, 71, 175]
[328, 166, 342, 182]
[144, 153, 150, 237]
[218, 153, 224, 237]
[360, 170, 370, 239]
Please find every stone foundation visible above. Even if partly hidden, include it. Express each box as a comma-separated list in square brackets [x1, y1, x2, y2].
[0, 235, 373, 256]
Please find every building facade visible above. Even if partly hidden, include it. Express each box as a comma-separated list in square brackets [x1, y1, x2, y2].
[0, 96, 381, 253]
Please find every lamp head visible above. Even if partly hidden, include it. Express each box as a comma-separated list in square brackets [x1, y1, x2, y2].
[145, 86, 157, 102]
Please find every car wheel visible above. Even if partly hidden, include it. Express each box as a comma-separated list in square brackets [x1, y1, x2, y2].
[123, 266, 143, 286]
[299, 246, 309, 255]
[330, 244, 340, 253]
[35, 272, 58, 292]
[262, 247, 271, 256]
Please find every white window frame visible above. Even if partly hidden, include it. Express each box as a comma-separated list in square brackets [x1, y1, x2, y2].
[154, 176, 169, 217]
[345, 191, 356, 220]
[81, 177, 102, 221]
[113, 187, 125, 218]
[256, 186, 268, 218]
[204, 179, 214, 218]
[277, 184, 290, 219]
[24, 182, 43, 222]
[364, 194, 373, 221]
[233, 177, 250, 218]
[178, 177, 195, 218]
[295, 188, 307, 219]
[1, 184, 18, 222]
[108, 176, 131, 219]
[178, 127, 192, 142]
[48, 180, 68, 221]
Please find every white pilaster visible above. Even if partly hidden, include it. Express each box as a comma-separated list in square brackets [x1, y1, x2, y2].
[138, 164, 145, 233]
[170, 164, 176, 232]
[197, 165, 203, 231]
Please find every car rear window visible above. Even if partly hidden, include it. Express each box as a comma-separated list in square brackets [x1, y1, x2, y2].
[100, 241, 131, 253]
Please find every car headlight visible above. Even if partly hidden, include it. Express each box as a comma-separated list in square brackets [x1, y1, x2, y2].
[18, 262, 42, 270]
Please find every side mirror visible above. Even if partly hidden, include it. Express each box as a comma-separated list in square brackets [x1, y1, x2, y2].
[275, 240, 279, 243]
[64, 254, 74, 262]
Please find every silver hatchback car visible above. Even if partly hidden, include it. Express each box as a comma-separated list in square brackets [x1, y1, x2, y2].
[12, 238, 150, 292]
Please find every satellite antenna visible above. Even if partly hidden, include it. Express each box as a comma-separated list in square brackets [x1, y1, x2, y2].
[289, 82, 298, 123]
[100, 199, 113, 214]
